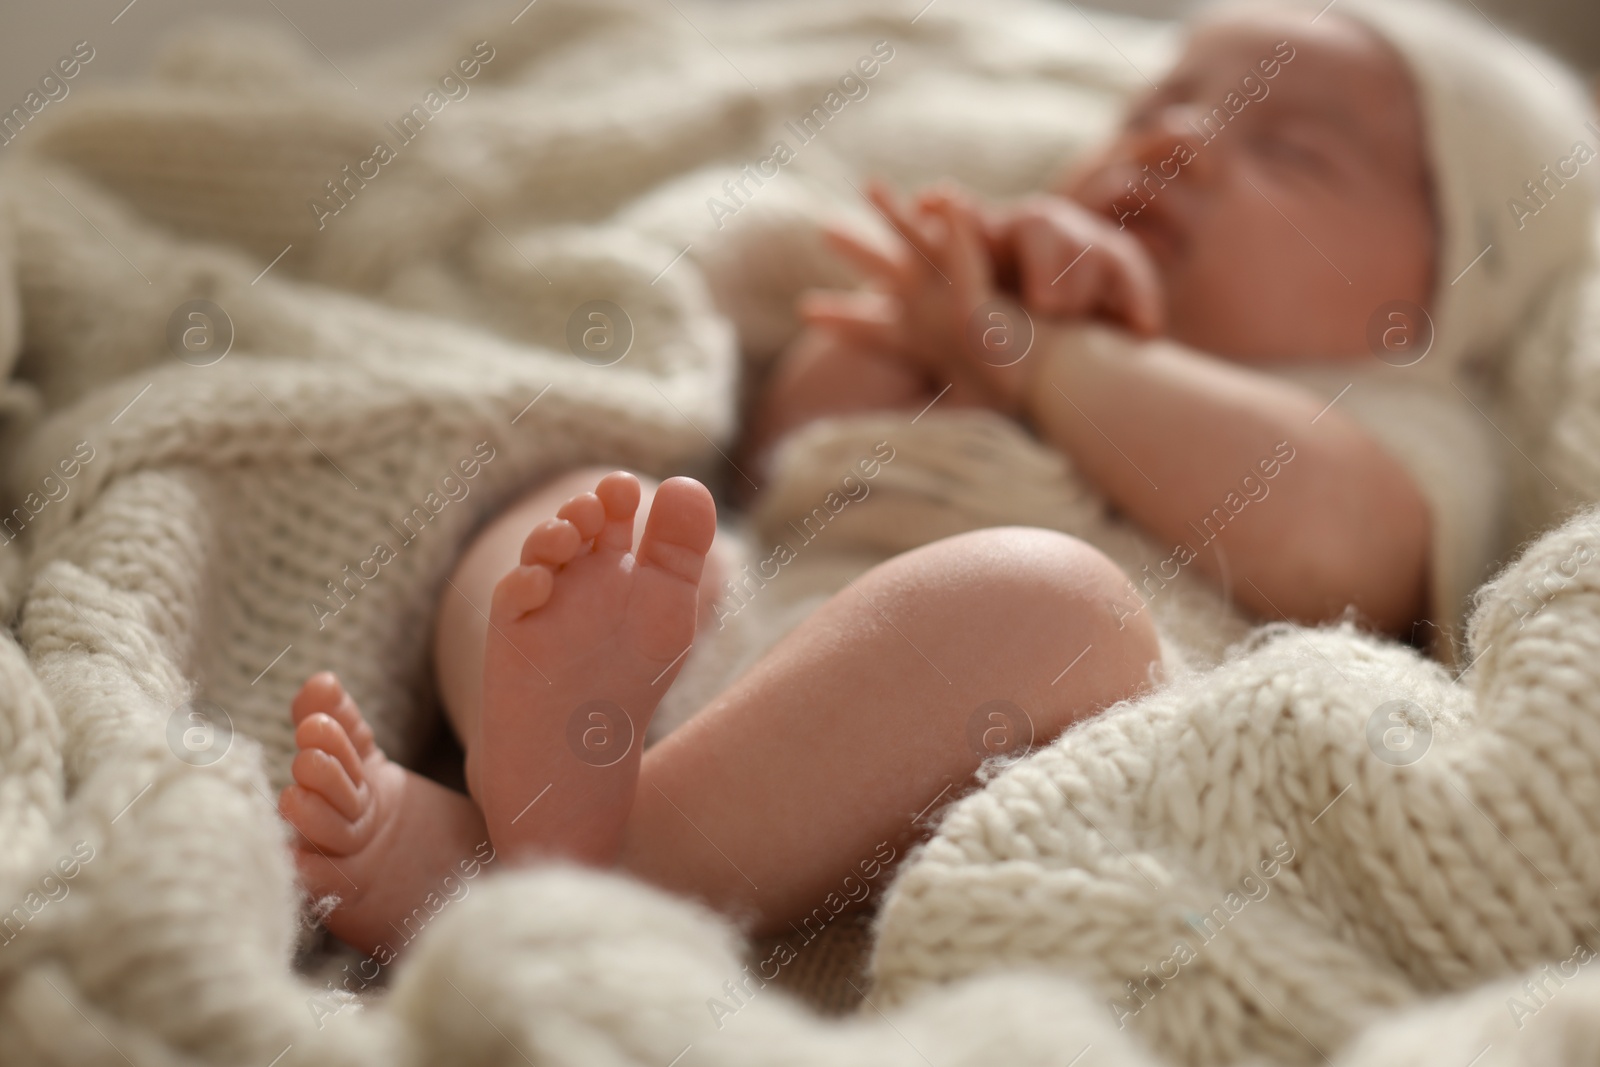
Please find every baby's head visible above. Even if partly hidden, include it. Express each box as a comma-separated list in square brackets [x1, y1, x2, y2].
[1062, 0, 1598, 383]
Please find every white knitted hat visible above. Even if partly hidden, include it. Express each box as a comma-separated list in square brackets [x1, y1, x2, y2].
[1334, 0, 1600, 389]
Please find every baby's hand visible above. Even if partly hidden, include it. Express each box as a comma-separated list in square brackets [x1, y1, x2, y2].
[804, 179, 1033, 415]
[974, 192, 1165, 338]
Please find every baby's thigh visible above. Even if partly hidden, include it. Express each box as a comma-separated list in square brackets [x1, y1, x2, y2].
[431, 466, 730, 746]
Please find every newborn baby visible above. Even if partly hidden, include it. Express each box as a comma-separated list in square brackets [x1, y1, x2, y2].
[748, 7, 1438, 639]
[277, 0, 1597, 958]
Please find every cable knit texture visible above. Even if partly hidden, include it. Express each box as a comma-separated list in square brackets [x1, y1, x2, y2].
[1, 1, 1598, 1065]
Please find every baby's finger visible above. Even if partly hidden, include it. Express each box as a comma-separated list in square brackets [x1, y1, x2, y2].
[922, 186, 993, 268]
[935, 198, 996, 311]
[867, 176, 920, 219]
[866, 180, 945, 272]
[798, 288, 895, 326]
[1095, 239, 1166, 336]
[797, 290, 904, 351]
[821, 225, 906, 287]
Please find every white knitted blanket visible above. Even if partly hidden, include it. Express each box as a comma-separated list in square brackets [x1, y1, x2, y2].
[4, 1, 1600, 1065]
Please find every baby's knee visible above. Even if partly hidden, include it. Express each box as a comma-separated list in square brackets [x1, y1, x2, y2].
[932, 524, 1140, 607]
[912, 525, 1162, 698]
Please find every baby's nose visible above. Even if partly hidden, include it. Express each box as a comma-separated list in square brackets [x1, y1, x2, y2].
[1122, 106, 1205, 171]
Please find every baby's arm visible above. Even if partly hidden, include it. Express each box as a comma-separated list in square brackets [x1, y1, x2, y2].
[1021, 326, 1430, 633]
[871, 190, 1427, 633]
[761, 186, 1428, 634]
[892, 191, 1429, 633]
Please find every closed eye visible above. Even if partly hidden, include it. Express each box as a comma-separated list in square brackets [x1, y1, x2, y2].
[1253, 129, 1336, 175]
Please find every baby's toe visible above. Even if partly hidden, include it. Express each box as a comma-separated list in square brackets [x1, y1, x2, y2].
[291, 750, 367, 821]
[291, 671, 345, 725]
[294, 713, 367, 789]
[636, 476, 716, 584]
[292, 721, 368, 822]
[328, 691, 377, 760]
[279, 783, 367, 855]
[292, 676, 377, 760]
[594, 472, 642, 551]
[555, 492, 606, 542]
[490, 564, 556, 624]
[520, 517, 585, 567]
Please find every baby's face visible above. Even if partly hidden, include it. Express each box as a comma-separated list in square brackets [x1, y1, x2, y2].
[1061, 8, 1436, 365]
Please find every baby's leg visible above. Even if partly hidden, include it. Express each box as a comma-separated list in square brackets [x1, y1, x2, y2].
[621, 525, 1163, 936]
[287, 469, 1161, 952]
[445, 473, 1158, 935]
[280, 466, 730, 955]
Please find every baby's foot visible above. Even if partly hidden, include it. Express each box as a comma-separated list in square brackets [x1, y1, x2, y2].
[279, 672, 493, 957]
[478, 471, 716, 866]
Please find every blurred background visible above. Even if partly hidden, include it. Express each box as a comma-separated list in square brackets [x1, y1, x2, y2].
[3, 0, 1600, 103]
[2, 0, 1596, 111]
